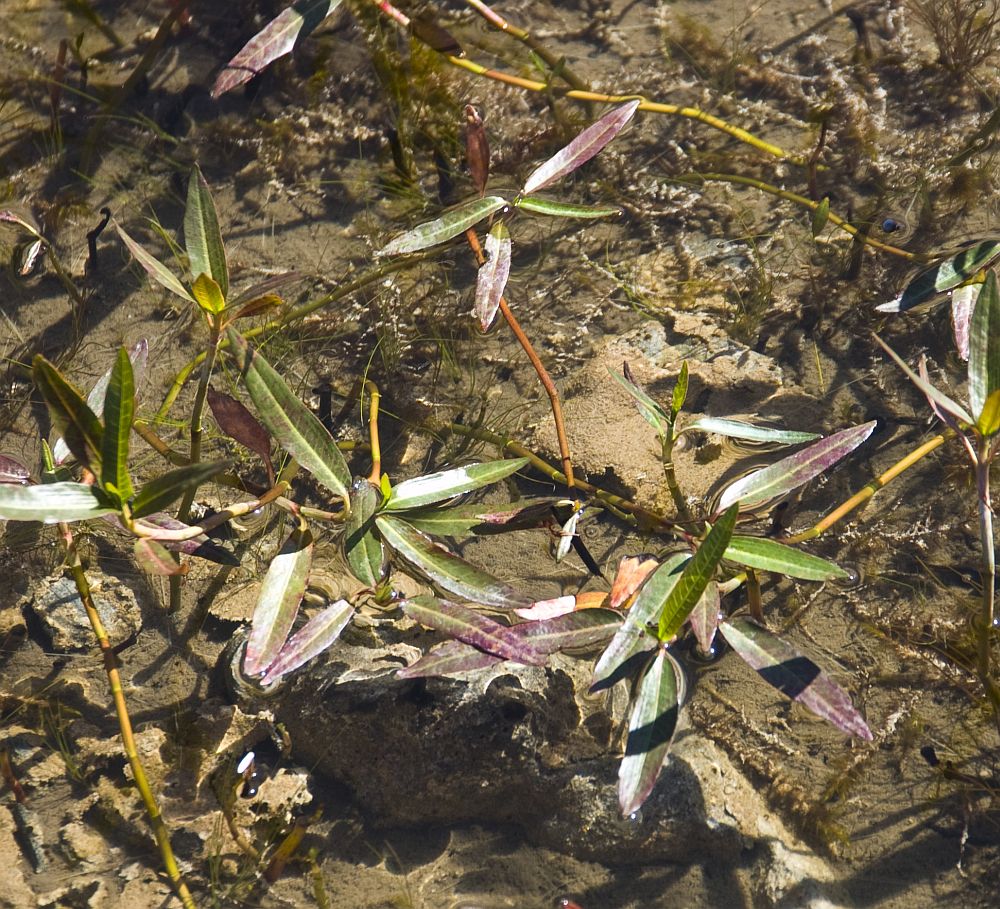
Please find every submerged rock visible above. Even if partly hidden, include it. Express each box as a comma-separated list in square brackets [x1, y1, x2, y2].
[24, 574, 141, 652]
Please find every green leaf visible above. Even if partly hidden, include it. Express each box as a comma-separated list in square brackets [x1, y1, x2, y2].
[401, 497, 559, 537]
[378, 196, 508, 256]
[115, 222, 195, 303]
[226, 329, 350, 502]
[682, 417, 820, 445]
[724, 535, 848, 581]
[375, 514, 529, 608]
[384, 458, 528, 511]
[609, 367, 669, 440]
[191, 273, 226, 317]
[514, 196, 621, 219]
[344, 478, 385, 587]
[0, 482, 115, 523]
[658, 505, 738, 641]
[718, 421, 877, 513]
[719, 617, 872, 740]
[978, 388, 1000, 437]
[811, 197, 830, 237]
[969, 270, 1000, 425]
[878, 241, 1000, 313]
[618, 648, 683, 816]
[184, 165, 229, 298]
[670, 361, 688, 420]
[33, 356, 104, 473]
[100, 348, 134, 502]
[245, 525, 313, 677]
[130, 461, 231, 519]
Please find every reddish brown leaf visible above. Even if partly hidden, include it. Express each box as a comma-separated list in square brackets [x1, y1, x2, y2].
[208, 388, 274, 481]
[465, 104, 490, 196]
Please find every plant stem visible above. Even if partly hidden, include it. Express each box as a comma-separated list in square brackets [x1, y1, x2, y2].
[61, 524, 196, 909]
[365, 380, 382, 484]
[463, 226, 575, 489]
[975, 451, 1000, 723]
[661, 432, 694, 524]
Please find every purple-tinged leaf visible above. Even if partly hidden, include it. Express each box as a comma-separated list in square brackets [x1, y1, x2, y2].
[344, 478, 385, 587]
[618, 648, 683, 816]
[134, 538, 187, 576]
[608, 554, 658, 610]
[245, 525, 313, 677]
[724, 535, 848, 581]
[232, 293, 283, 321]
[718, 422, 877, 513]
[261, 599, 354, 683]
[688, 581, 720, 655]
[376, 514, 529, 608]
[0, 482, 114, 523]
[398, 639, 501, 678]
[719, 617, 872, 740]
[378, 196, 508, 257]
[402, 595, 546, 665]
[385, 457, 528, 511]
[115, 222, 195, 303]
[593, 552, 688, 688]
[968, 270, 1000, 425]
[876, 240, 1000, 313]
[133, 512, 240, 566]
[185, 166, 229, 298]
[465, 104, 490, 196]
[208, 388, 274, 480]
[0, 455, 30, 485]
[211, 0, 344, 99]
[510, 608, 620, 654]
[474, 221, 511, 331]
[952, 282, 980, 361]
[874, 335, 973, 427]
[522, 100, 640, 195]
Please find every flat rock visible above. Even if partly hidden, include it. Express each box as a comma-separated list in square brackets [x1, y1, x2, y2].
[24, 574, 141, 652]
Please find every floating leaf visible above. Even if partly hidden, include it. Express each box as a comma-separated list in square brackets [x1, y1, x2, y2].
[724, 535, 848, 581]
[811, 197, 830, 236]
[245, 525, 313, 677]
[33, 356, 103, 473]
[227, 329, 350, 502]
[211, 0, 344, 98]
[100, 348, 135, 503]
[969, 270, 1000, 425]
[384, 458, 528, 511]
[464, 104, 490, 196]
[719, 617, 872, 740]
[402, 596, 546, 665]
[718, 422, 876, 513]
[185, 166, 229, 298]
[682, 417, 820, 446]
[618, 648, 683, 817]
[401, 496, 558, 538]
[514, 196, 621, 219]
[261, 599, 354, 683]
[378, 196, 508, 256]
[116, 222, 195, 303]
[474, 221, 511, 331]
[515, 608, 621, 654]
[522, 100, 640, 195]
[134, 538, 187, 576]
[207, 387, 273, 479]
[344, 478, 385, 587]
[610, 366, 669, 440]
[874, 336, 972, 427]
[657, 505, 737, 642]
[133, 512, 240, 565]
[688, 581, 720, 655]
[877, 240, 1000, 312]
[0, 482, 114, 523]
[376, 514, 528, 608]
[397, 639, 501, 678]
[951, 282, 980, 361]
[0, 455, 30, 485]
[130, 461, 231, 519]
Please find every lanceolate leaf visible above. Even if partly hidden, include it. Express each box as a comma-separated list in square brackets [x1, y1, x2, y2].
[376, 514, 528, 608]
[261, 598, 354, 683]
[608, 554, 658, 610]
[811, 197, 830, 237]
[398, 639, 502, 678]
[211, 0, 344, 98]
[33, 356, 103, 473]
[402, 596, 546, 665]
[657, 505, 738, 642]
[130, 461, 232, 519]
[116, 222, 195, 303]
[523, 100, 640, 194]
[133, 512, 240, 565]
[464, 104, 490, 196]
[618, 648, 683, 816]
[344, 478, 385, 587]
[951, 282, 980, 362]
[474, 221, 511, 331]
[877, 240, 1000, 312]
[688, 581, 720, 654]
[207, 387, 273, 479]
[969, 270, 1000, 424]
[134, 538, 187, 576]
[719, 617, 872, 740]
[670, 361, 688, 419]
[384, 458, 528, 511]
[718, 422, 877, 513]
[185, 166, 229, 298]
[683, 417, 820, 446]
[192, 273, 226, 317]
[0, 482, 114, 523]
[514, 197, 621, 219]
[245, 525, 314, 677]
[724, 535, 848, 581]
[226, 329, 350, 502]
[874, 335, 973, 427]
[100, 348, 134, 502]
[610, 366, 669, 440]
[378, 196, 508, 256]
[401, 496, 559, 537]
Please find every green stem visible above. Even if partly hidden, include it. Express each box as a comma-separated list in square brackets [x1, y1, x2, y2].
[661, 430, 693, 524]
[975, 451, 1000, 722]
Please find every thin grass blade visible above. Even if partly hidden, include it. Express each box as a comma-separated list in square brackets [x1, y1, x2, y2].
[719, 617, 872, 740]
[874, 335, 972, 426]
